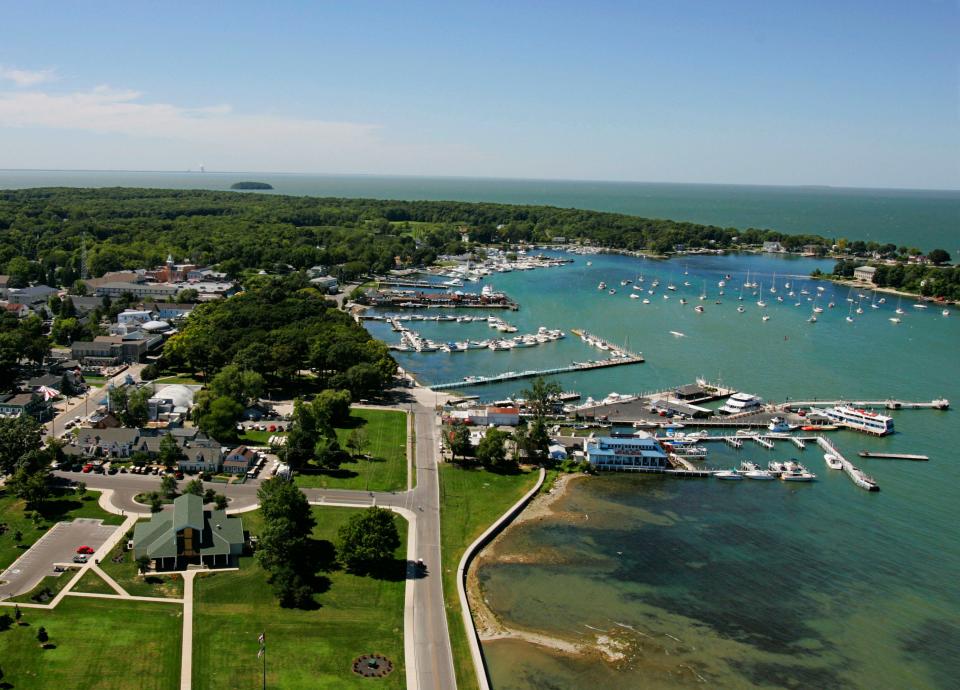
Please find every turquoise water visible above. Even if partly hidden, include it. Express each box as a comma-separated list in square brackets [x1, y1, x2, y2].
[367, 251, 958, 689]
[1, 170, 958, 250]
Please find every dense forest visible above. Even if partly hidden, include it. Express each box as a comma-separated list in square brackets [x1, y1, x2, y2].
[0, 187, 838, 286]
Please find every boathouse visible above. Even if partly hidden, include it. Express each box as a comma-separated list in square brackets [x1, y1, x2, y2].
[584, 433, 670, 471]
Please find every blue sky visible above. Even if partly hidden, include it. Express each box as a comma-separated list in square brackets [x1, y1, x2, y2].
[0, 1, 957, 188]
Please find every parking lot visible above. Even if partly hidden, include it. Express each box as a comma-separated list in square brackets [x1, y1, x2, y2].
[0, 519, 120, 600]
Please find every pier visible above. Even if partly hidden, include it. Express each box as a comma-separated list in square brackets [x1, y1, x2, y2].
[429, 355, 645, 391]
[785, 398, 949, 410]
[570, 328, 643, 359]
[814, 436, 879, 491]
[857, 451, 929, 461]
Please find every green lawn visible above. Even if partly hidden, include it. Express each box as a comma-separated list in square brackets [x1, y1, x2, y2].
[438, 464, 540, 690]
[154, 374, 203, 385]
[236, 429, 283, 445]
[295, 408, 408, 492]
[0, 596, 182, 690]
[193, 506, 407, 690]
[0, 489, 124, 570]
[98, 532, 185, 599]
[71, 569, 117, 596]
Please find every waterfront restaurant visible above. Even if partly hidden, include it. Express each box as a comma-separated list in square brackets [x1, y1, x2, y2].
[584, 433, 670, 471]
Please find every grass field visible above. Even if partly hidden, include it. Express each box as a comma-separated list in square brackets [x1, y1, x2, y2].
[438, 464, 540, 690]
[71, 569, 117, 595]
[193, 505, 407, 690]
[236, 429, 284, 445]
[0, 489, 125, 570]
[98, 533, 185, 599]
[0, 596, 182, 689]
[295, 408, 408, 492]
[154, 374, 203, 385]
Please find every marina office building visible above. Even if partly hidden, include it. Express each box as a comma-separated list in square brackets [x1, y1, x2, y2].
[585, 433, 670, 471]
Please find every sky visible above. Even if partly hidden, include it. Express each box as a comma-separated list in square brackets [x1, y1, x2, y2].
[0, 1, 958, 189]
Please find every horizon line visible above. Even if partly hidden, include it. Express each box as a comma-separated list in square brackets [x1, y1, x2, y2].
[0, 167, 958, 194]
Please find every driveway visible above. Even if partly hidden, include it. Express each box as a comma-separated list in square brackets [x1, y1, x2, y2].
[0, 519, 120, 599]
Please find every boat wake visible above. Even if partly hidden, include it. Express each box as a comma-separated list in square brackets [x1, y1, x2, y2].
[669, 331, 686, 338]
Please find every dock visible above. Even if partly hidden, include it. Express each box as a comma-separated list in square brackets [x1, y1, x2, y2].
[786, 398, 949, 411]
[857, 451, 929, 461]
[429, 355, 644, 390]
[815, 436, 879, 491]
[570, 328, 643, 359]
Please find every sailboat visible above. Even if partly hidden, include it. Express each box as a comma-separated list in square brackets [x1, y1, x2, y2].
[756, 282, 767, 307]
[769, 274, 777, 294]
[846, 302, 855, 323]
[870, 293, 879, 309]
[895, 297, 905, 315]
[855, 299, 864, 315]
[738, 284, 744, 301]
[699, 280, 707, 301]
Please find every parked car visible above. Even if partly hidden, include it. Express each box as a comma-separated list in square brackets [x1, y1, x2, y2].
[73, 554, 89, 563]
[82, 465, 93, 473]
[76, 545, 95, 554]
[268, 425, 277, 432]
[174, 471, 184, 480]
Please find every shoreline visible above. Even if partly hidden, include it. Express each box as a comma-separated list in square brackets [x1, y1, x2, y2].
[467, 472, 612, 660]
[819, 275, 957, 305]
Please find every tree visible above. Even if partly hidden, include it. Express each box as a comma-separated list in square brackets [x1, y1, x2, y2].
[136, 555, 151, 574]
[75, 481, 87, 498]
[209, 364, 266, 407]
[337, 507, 401, 574]
[281, 398, 319, 470]
[13, 530, 22, 545]
[928, 248, 951, 265]
[14, 605, 22, 624]
[37, 626, 48, 646]
[0, 415, 43, 475]
[7, 468, 51, 507]
[198, 396, 243, 442]
[449, 425, 472, 463]
[525, 418, 552, 466]
[158, 433, 184, 470]
[183, 478, 204, 496]
[148, 493, 164, 513]
[313, 434, 342, 469]
[346, 427, 369, 458]
[160, 474, 178, 499]
[476, 429, 512, 470]
[311, 389, 351, 426]
[213, 493, 229, 511]
[520, 377, 562, 419]
[108, 385, 151, 427]
[256, 479, 317, 606]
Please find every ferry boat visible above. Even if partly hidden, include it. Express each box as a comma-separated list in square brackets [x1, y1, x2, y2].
[719, 392, 763, 415]
[715, 469, 743, 480]
[822, 405, 894, 435]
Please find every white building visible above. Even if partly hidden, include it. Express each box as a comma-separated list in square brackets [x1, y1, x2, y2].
[584, 433, 670, 471]
[118, 309, 154, 327]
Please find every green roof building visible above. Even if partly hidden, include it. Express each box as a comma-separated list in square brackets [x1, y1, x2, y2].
[133, 494, 244, 570]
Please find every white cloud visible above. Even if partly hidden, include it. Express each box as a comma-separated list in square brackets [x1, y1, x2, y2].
[0, 65, 57, 86]
[0, 83, 485, 174]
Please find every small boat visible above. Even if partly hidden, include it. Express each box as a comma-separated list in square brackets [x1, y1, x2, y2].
[737, 306, 745, 313]
[762, 314, 771, 321]
[609, 288, 616, 295]
[943, 309, 951, 317]
[715, 469, 743, 480]
[669, 331, 686, 338]
[679, 298, 688, 305]
[768, 417, 793, 433]
[913, 303, 928, 310]
[642, 298, 651, 304]
[630, 293, 639, 299]
[598, 282, 606, 290]
[781, 466, 816, 482]
[741, 462, 775, 480]
[807, 315, 817, 323]
[889, 317, 901, 324]
[824, 453, 843, 470]
[694, 305, 704, 313]
[586, 261, 592, 266]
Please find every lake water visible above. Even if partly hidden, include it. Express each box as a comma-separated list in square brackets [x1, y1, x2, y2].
[365, 251, 958, 689]
[1, 170, 957, 251]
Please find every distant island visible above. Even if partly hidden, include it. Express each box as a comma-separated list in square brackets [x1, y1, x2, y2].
[230, 181, 273, 190]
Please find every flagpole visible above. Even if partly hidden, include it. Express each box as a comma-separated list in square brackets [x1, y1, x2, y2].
[258, 631, 266, 690]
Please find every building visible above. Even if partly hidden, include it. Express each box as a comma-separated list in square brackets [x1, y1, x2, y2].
[0, 392, 50, 420]
[308, 275, 339, 293]
[148, 384, 197, 423]
[117, 309, 154, 327]
[548, 444, 568, 461]
[762, 241, 785, 253]
[584, 433, 670, 471]
[0, 275, 9, 298]
[94, 282, 179, 299]
[6, 284, 58, 305]
[2, 303, 29, 319]
[132, 494, 244, 570]
[854, 265, 877, 283]
[76, 428, 141, 457]
[485, 406, 521, 426]
[71, 332, 163, 365]
[223, 446, 258, 474]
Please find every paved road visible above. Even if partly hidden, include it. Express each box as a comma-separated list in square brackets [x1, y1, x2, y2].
[52, 384, 459, 690]
[0, 519, 120, 599]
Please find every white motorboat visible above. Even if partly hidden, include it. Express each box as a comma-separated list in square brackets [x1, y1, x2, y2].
[889, 316, 901, 324]
[768, 417, 793, 433]
[694, 305, 704, 313]
[642, 298, 651, 304]
[715, 469, 743, 480]
[824, 453, 843, 470]
[737, 305, 745, 313]
[740, 462, 775, 480]
[630, 293, 639, 299]
[598, 282, 606, 290]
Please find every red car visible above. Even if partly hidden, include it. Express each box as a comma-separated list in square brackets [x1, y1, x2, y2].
[76, 545, 95, 555]
[82, 464, 93, 473]
[268, 425, 277, 432]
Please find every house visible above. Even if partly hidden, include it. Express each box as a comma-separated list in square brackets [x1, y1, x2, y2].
[117, 309, 155, 327]
[6, 284, 58, 305]
[584, 433, 670, 471]
[762, 241, 785, 253]
[854, 265, 877, 283]
[0, 392, 51, 420]
[132, 494, 244, 570]
[223, 446, 258, 474]
[308, 275, 339, 293]
[75, 428, 141, 457]
[548, 444, 568, 461]
[141, 302, 195, 320]
[179, 446, 223, 473]
[89, 411, 123, 429]
[3, 302, 30, 319]
[673, 383, 706, 401]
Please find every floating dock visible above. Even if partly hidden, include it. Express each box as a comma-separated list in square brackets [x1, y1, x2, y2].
[430, 355, 644, 390]
[857, 451, 929, 461]
[786, 398, 949, 410]
[815, 437, 879, 491]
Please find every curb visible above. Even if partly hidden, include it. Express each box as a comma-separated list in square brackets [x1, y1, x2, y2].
[456, 467, 545, 690]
